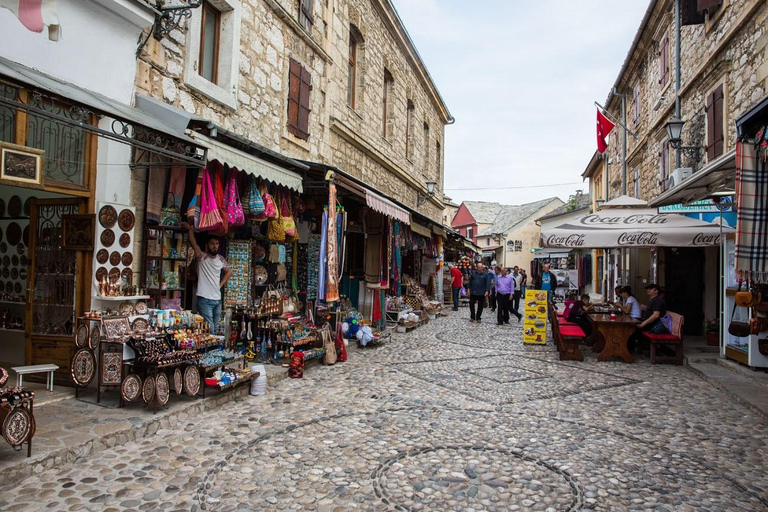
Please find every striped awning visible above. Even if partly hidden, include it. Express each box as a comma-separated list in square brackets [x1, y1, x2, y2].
[366, 189, 410, 224]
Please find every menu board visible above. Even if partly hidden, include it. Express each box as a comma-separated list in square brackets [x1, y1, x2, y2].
[522, 289, 548, 344]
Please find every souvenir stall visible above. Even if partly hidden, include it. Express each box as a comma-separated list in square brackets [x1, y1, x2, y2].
[532, 249, 576, 302]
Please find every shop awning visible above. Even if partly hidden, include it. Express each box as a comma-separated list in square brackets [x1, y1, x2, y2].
[464, 240, 479, 251]
[541, 208, 734, 248]
[411, 222, 432, 237]
[534, 249, 571, 259]
[0, 56, 205, 166]
[648, 149, 736, 208]
[365, 189, 410, 225]
[190, 132, 303, 192]
[433, 225, 447, 237]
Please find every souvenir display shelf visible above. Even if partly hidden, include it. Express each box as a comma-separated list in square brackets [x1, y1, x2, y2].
[142, 225, 190, 311]
[0, 386, 35, 457]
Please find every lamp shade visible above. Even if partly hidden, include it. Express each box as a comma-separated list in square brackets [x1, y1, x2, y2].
[426, 180, 437, 195]
[665, 115, 685, 143]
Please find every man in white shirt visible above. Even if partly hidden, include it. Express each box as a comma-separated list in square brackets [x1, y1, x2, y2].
[511, 266, 523, 312]
[185, 223, 232, 333]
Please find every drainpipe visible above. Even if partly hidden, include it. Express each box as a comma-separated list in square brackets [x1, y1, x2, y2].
[675, 0, 682, 169]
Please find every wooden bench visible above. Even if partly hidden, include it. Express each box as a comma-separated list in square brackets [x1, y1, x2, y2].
[641, 312, 684, 365]
[12, 364, 59, 391]
[550, 304, 585, 361]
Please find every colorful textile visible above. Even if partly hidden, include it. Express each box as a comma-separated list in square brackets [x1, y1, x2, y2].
[326, 185, 340, 302]
[318, 211, 328, 301]
[306, 235, 321, 300]
[735, 140, 768, 282]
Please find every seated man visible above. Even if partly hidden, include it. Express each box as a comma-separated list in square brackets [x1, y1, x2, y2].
[638, 283, 669, 334]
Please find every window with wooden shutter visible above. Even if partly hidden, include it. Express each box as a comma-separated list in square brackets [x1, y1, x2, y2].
[287, 58, 311, 141]
[199, 1, 221, 84]
[659, 140, 669, 192]
[382, 69, 393, 139]
[706, 84, 724, 160]
[633, 85, 640, 125]
[406, 100, 414, 159]
[436, 141, 441, 188]
[298, 0, 314, 31]
[347, 31, 358, 108]
[659, 35, 669, 87]
[423, 122, 430, 174]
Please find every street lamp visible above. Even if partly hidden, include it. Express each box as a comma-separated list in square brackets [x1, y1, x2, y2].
[596, 198, 605, 210]
[417, 180, 438, 206]
[664, 115, 701, 168]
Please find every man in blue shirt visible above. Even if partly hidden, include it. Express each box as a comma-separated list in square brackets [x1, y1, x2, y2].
[533, 262, 558, 304]
[465, 262, 491, 323]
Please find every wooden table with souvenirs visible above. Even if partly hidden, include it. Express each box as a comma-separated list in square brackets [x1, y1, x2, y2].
[588, 309, 639, 363]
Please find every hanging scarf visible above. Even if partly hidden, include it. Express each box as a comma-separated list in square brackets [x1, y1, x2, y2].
[326, 185, 340, 302]
[319, 210, 328, 301]
[735, 140, 768, 282]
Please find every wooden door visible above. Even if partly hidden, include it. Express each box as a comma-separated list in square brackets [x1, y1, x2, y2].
[25, 198, 83, 385]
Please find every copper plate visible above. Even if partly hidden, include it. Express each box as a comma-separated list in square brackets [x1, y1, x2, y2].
[23, 197, 35, 217]
[121, 374, 141, 402]
[7, 196, 21, 217]
[2, 407, 31, 447]
[134, 301, 148, 315]
[101, 351, 122, 386]
[6, 222, 21, 246]
[183, 365, 200, 396]
[119, 301, 134, 316]
[131, 317, 148, 331]
[121, 268, 133, 282]
[0, 244, 6, 254]
[16, 245, 24, 255]
[142, 375, 155, 403]
[11, 255, 18, 266]
[5, 280, 12, 292]
[76, 321, 89, 348]
[96, 249, 108, 264]
[98, 205, 117, 229]
[118, 209, 135, 232]
[20, 255, 27, 266]
[109, 267, 121, 283]
[14, 283, 21, 294]
[109, 251, 121, 266]
[119, 233, 131, 248]
[0, 225, 3, 243]
[71, 348, 96, 387]
[0, 366, 7, 388]
[155, 373, 169, 406]
[173, 368, 182, 395]
[0, 198, 4, 217]
[22, 226, 29, 246]
[10, 268, 18, 280]
[95, 267, 108, 282]
[100, 229, 115, 248]
[19, 267, 26, 279]
[88, 327, 101, 351]
[121, 252, 133, 267]
[2, 268, 7, 279]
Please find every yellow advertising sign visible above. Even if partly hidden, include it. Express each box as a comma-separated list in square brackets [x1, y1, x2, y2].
[522, 289, 548, 344]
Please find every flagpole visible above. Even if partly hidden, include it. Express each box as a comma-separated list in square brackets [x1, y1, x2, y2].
[595, 101, 639, 139]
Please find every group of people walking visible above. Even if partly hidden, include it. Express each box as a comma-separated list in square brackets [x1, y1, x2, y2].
[449, 262, 527, 325]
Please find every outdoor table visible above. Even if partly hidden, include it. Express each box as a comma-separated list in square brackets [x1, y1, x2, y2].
[588, 313, 639, 363]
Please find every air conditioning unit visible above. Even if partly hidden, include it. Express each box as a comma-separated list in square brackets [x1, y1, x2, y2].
[668, 167, 693, 189]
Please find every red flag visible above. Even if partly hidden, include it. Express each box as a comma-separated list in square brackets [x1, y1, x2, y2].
[596, 109, 615, 153]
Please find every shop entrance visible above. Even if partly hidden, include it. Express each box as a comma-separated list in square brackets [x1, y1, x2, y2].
[664, 247, 705, 336]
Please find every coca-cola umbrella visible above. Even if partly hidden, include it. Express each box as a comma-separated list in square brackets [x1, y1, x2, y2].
[541, 208, 734, 249]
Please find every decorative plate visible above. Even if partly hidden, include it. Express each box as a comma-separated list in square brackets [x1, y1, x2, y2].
[254, 265, 268, 285]
[253, 244, 266, 261]
[0, 198, 4, 217]
[155, 372, 170, 406]
[173, 368, 182, 395]
[14, 283, 21, 294]
[109, 267, 121, 283]
[1, 256, 7, 267]
[0, 366, 8, 387]
[0, 282, 4, 292]
[183, 365, 200, 396]
[0, 243, 6, 253]
[7, 195, 22, 217]
[95, 267, 108, 283]
[121, 268, 133, 282]
[6, 222, 21, 246]
[142, 375, 155, 403]
[102, 317, 130, 339]
[2, 407, 32, 447]
[0, 225, 3, 243]
[121, 252, 133, 267]
[2, 268, 7, 279]
[6, 281, 13, 293]
[98, 205, 117, 229]
[16, 244, 24, 256]
[11, 255, 18, 267]
[117, 209, 135, 232]
[88, 327, 101, 351]
[20, 255, 27, 266]
[10, 268, 18, 280]
[19, 268, 26, 280]
[22, 226, 29, 246]
[109, 251, 121, 266]
[134, 301, 148, 315]
[100, 229, 115, 248]
[23, 197, 35, 217]
[71, 348, 96, 387]
[101, 351, 122, 386]
[119, 233, 131, 248]
[76, 322, 89, 348]
[119, 301, 134, 316]
[131, 317, 148, 332]
[96, 249, 109, 264]
[120, 373, 141, 402]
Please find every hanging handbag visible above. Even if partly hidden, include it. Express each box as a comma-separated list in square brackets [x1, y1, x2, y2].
[728, 295, 751, 337]
[281, 194, 297, 238]
[210, 163, 229, 235]
[261, 181, 278, 219]
[223, 167, 245, 227]
[199, 166, 223, 232]
[276, 263, 287, 282]
[735, 281, 762, 308]
[267, 190, 286, 242]
[160, 193, 181, 227]
[322, 324, 337, 365]
[186, 169, 203, 230]
[267, 244, 280, 263]
[247, 175, 265, 217]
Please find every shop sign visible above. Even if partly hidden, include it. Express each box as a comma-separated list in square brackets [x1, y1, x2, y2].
[658, 198, 733, 214]
[522, 290, 548, 345]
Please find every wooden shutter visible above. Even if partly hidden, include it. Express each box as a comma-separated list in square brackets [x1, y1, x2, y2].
[659, 35, 669, 86]
[299, 0, 314, 30]
[297, 66, 312, 141]
[705, 90, 715, 160]
[681, 0, 705, 25]
[634, 85, 640, 124]
[287, 59, 301, 138]
[697, 0, 722, 11]
[712, 84, 724, 158]
[660, 141, 669, 191]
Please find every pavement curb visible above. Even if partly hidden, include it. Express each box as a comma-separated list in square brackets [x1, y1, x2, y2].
[684, 357, 768, 421]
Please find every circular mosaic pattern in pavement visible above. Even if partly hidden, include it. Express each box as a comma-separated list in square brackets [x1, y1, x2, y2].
[374, 445, 581, 511]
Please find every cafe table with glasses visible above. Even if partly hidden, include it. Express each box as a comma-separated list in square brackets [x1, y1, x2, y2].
[588, 307, 639, 363]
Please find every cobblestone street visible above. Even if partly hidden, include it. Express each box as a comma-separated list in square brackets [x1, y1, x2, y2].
[2, 313, 768, 512]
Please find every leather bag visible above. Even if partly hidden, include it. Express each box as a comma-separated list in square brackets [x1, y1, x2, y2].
[735, 280, 761, 308]
[728, 298, 751, 338]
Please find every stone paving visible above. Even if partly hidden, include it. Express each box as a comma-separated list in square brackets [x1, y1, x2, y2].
[1, 312, 768, 511]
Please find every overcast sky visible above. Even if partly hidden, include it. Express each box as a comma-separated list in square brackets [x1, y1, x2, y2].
[390, 0, 650, 206]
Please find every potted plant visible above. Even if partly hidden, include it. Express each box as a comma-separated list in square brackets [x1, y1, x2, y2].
[705, 317, 720, 346]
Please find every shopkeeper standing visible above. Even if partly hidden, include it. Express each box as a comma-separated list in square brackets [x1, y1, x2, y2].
[185, 222, 233, 334]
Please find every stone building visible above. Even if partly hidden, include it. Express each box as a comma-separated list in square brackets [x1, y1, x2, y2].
[133, 0, 451, 223]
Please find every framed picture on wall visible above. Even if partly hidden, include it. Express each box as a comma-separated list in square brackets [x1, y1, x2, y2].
[0, 142, 44, 189]
[62, 214, 96, 251]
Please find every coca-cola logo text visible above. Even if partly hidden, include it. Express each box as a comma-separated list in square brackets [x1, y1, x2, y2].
[546, 234, 585, 247]
[693, 233, 721, 245]
[617, 232, 659, 245]
[580, 213, 669, 226]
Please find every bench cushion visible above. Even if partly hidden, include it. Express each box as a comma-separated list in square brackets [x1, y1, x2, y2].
[642, 333, 682, 342]
[558, 320, 578, 327]
[560, 326, 586, 338]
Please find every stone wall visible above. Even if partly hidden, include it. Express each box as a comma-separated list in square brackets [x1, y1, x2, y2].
[595, 0, 767, 201]
[133, 0, 449, 223]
